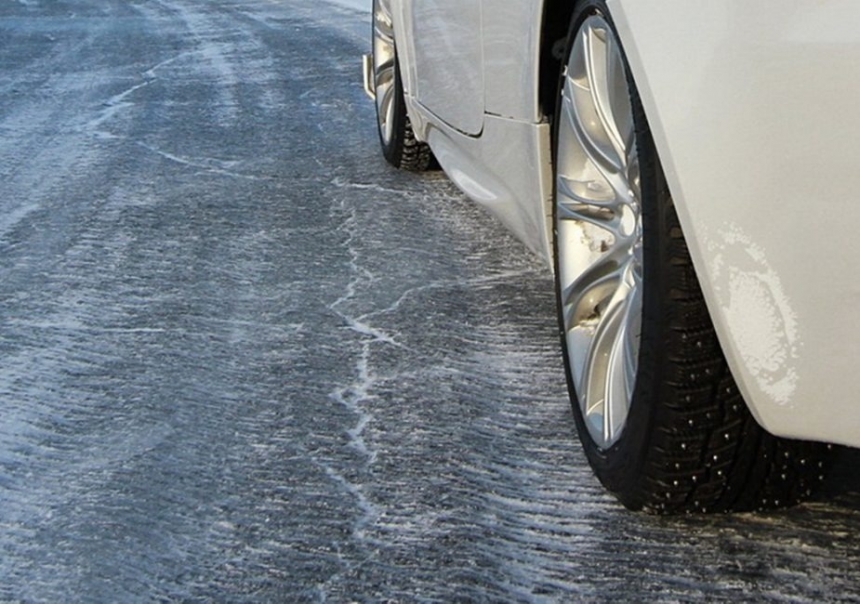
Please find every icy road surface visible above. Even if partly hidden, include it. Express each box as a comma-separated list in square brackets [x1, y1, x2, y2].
[1, 0, 859, 601]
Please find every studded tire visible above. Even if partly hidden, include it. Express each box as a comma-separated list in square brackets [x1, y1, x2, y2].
[553, 0, 832, 514]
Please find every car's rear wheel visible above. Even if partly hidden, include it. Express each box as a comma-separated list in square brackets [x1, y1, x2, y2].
[553, 0, 831, 513]
[371, 0, 434, 171]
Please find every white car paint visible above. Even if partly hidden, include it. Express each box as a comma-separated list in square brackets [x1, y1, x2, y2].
[481, 1, 545, 123]
[611, 0, 860, 447]
[396, 0, 554, 258]
[390, 0, 860, 449]
[409, 0, 484, 135]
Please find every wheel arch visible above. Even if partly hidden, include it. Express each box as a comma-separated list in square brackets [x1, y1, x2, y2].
[537, 0, 656, 136]
[538, 0, 578, 125]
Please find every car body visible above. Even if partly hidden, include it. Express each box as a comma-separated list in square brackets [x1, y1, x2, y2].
[365, 0, 860, 511]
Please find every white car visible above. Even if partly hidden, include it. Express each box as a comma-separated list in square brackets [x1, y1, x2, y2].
[363, 0, 859, 513]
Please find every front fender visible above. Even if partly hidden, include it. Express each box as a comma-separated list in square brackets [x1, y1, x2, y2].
[611, 0, 860, 447]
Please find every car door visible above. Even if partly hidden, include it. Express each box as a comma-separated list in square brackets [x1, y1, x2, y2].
[408, 0, 484, 136]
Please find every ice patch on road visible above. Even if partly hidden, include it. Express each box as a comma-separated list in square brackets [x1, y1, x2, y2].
[322, 0, 370, 13]
[0, 202, 41, 241]
[137, 143, 264, 181]
[84, 80, 153, 137]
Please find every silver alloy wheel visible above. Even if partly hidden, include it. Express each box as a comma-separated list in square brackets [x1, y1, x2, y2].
[556, 15, 643, 449]
[372, 0, 396, 147]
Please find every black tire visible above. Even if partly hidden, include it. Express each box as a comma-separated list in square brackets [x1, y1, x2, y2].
[553, 0, 832, 514]
[371, 0, 434, 171]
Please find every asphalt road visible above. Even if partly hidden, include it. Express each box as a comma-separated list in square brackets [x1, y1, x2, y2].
[1, 1, 859, 601]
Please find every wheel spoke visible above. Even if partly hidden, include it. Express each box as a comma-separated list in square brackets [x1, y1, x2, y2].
[377, 80, 395, 144]
[562, 86, 632, 206]
[620, 274, 642, 395]
[557, 173, 622, 210]
[585, 26, 624, 163]
[557, 171, 624, 233]
[579, 274, 631, 442]
[374, 22, 393, 46]
[561, 250, 624, 327]
[626, 145, 641, 202]
[564, 82, 622, 181]
[557, 200, 620, 232]
[374, 0, 394, 43]
[587, 27, 634, 169]
[375, 55, 395, 79]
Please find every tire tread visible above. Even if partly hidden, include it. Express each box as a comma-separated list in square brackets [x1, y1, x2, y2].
[633, 196, 831, 513]
[394, 115, 434, 172]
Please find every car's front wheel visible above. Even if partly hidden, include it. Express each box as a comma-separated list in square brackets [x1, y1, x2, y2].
[371, 0, 434, 171]
[553, 0, 831, 513]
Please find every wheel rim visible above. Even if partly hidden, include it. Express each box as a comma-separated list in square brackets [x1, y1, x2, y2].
[556, 15, 643, 450]
[372, 0, 397, 146]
